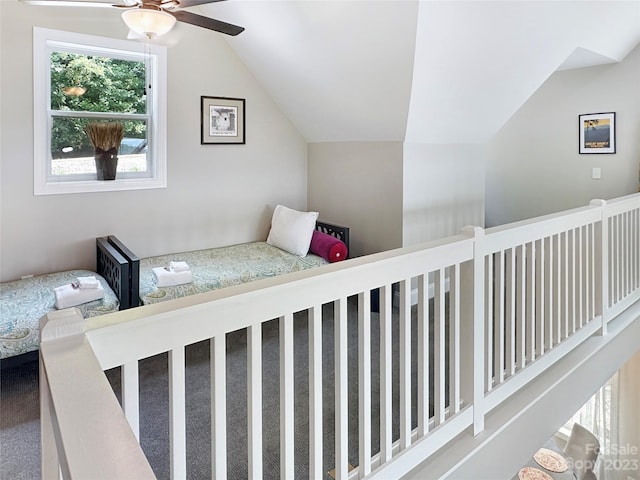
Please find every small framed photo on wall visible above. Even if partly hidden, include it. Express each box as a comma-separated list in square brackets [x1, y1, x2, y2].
[201, 96, 245, 145]
[579, 112, 615, 154]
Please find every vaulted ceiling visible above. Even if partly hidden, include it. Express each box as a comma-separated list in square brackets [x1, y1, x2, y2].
[202, 0, 640, 144]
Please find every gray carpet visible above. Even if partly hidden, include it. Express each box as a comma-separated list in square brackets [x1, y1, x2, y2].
[1, 295, 446, 479]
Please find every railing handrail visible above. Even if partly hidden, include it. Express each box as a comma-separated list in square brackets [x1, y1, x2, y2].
[85, 232, 474, 370]
[39, 309, 155, 480]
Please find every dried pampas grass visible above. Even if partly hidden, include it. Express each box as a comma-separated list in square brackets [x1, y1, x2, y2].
[85, 122, 124, 151]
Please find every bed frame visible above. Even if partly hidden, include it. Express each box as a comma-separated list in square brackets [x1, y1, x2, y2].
[96, 237, 137, 310]
[99, 221, 350, 309]
[0, 240, 131, 369]
[315, 220, 350, 252]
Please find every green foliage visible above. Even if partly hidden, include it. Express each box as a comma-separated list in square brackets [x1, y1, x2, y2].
[50, 52, 148, 158]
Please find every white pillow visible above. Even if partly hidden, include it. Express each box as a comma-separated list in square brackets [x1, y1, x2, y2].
[267, 204, 319, 256]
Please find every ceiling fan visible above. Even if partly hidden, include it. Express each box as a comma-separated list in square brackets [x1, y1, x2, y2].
[21, 0, 244, 38]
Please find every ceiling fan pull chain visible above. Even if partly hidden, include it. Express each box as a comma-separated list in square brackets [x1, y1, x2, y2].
[144, 40, 151, 97]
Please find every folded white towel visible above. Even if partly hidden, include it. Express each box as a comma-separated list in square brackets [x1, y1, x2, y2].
[169, 261, 190, 273]
[77, 275, 100, 289]
[153, 267, 193, 287]
[54, 283, 105, 309]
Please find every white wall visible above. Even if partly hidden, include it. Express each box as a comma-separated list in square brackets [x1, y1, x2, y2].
[307, 142, 404, 257]
[0, 2, 307, 281]
[307, 141, 485, 255]
[486, 44, 640, 227]
[402, 143, 485, 246]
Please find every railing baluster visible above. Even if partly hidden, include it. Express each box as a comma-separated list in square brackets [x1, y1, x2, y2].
[434, 268, 446, 425]
[569, 229, 576, 334]
[617, 213, 623, 301]
[358, 291, 372, 477]
[417, 274, 429, 436]
[622, 212, 631, 297]
[577, 226, 584, 328]
[625, 211, 631, 296]
[122, 361, 140, 441]
[485, 254, 494, 391]
[633, 210, 636, 290]
[526, 242, 536, 362]
[554, 234, 562, 345]
[615, 214, 620, 301]
[562, 231, 569, 340]
[248, 324, 263, 479]
[633, 208, 640, 290]
[211, 335, 227, 480]
[590, 199, 608, 334]
[516, 244, 526, 369]
[619, 213, 624, 298]
[379, 285, 393, 462]
[335, 297, 349, 480]
[505, 248, 516, 376]
[608, 216, 614, 307]
[308, 305, 323, 480]
[631, 210, 636, 291]
[536, 239, 545, 356]
[544, 236, 554, 351]
[636, 208, 639, 290]
[399, 279, 412, 449]
[280, 313, 294, 479]
[620, 212, 625, 297]
[612, 215, 618, 305]
[588, 224, 595, 322]
[451, 264, 461, 414]
[169, 347, 186, 480]
[494, 251, 505, 385]
[624, 211, 628, 296]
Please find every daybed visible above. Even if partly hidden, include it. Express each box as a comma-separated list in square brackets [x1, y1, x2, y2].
[0, 238, 132, 365]
[100, 207, 350, 307]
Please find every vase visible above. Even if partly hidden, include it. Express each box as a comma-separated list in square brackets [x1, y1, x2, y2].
[94, 150, 118, 181]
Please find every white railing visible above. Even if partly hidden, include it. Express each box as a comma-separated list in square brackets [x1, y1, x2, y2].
[39, 193, 640, 480]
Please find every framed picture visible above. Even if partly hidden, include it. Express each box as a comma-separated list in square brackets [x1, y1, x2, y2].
[201, 96, 245, 144]
[579, 112, 615, 154]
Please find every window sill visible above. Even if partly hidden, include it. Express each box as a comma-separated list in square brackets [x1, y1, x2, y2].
[34, 176, 167, 196]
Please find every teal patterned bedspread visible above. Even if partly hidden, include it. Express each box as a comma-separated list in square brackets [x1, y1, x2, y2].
[0, 270, 119, 360]
[139, 242, 328, 305]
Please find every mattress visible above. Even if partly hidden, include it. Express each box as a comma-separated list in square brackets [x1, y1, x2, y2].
[139, 241, 328, 305]
[0, 269, 120, 359]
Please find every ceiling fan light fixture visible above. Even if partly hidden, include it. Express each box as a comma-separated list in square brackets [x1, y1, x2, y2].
[122, 8, 176, 39]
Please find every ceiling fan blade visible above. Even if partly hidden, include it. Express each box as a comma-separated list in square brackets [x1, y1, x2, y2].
[174, 0, 226, 8]
[21, 0, 115, 7]
[171, 10, 244, 36]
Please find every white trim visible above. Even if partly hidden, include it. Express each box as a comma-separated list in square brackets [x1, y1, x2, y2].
[33, 27, 167, 195]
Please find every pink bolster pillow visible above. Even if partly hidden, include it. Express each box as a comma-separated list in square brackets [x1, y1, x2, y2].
[309, 230, 348, 263]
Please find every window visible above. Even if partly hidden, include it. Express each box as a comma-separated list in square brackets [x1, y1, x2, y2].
[562, 372, 619, 478]
[34, 28, 167, 195]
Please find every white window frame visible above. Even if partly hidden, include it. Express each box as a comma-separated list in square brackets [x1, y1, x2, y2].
[33, 27, 167, 195]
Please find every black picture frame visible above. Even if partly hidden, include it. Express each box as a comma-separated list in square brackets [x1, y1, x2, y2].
[579, 112, 615, 154]
[201, 96, 245, 145]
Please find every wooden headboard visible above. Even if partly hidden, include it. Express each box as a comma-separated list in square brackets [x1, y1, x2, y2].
[96, 237, 132, 310]
[316, 221, 350, 255]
